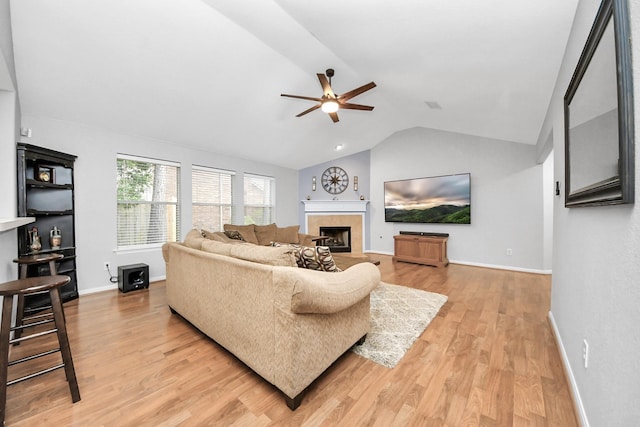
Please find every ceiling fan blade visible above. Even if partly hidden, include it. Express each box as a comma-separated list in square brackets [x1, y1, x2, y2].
[329, 112, 339, 123]
[317, 74, 336, 98]
[296, 104, 321, 117]
[339, 102, 375, 111]
[281, 93, 323, 102]
[337, 82, 376, 102]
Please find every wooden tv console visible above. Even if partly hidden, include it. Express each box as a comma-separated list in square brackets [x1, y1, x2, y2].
[393, 234, 449, 268]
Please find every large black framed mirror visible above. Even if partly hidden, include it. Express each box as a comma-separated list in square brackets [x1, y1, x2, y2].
[564, 0, 634, 207]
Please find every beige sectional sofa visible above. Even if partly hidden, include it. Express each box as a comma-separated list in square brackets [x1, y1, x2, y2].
[162, 229, 380, 409]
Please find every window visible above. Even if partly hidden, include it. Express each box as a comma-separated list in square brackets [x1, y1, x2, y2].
[116, 155, 180, 249]
[243, 173, 275, 225]
[192, 166, 234, 231]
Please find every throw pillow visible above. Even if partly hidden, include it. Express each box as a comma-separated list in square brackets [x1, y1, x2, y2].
[254, 223, 277, 246]
[275, 225, 300, 244]
[223, 224, 259, 245]
[300, 245, 342, 272]
[224, 230, 246, 241]
[201, 229, 227, 241]
[273, 242, 341, 272]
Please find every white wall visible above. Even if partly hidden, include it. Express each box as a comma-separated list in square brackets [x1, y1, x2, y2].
[298, 150, 371, 205]
[18, 115, 299, 294]
[542, 0, 640, 425]
[0, 0, 20, 284]
[370, 127, 545, 272]
[543, 149, 554, 270]
[0, 90, 17, 282]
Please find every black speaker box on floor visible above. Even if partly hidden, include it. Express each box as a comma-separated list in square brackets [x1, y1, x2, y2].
[118, 263, 149, 293]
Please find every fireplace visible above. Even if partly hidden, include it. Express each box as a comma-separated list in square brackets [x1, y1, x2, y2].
[303, 200, 368, 254]
[319, 226, 351, 253]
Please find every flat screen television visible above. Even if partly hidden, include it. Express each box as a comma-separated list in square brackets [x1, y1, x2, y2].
[384, 173, 471, 224]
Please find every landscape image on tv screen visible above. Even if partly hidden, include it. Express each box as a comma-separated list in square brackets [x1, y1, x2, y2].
[384, 173, 471, 224]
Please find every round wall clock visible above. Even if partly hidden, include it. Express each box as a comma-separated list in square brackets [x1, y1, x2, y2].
[321, 166, 349, 194]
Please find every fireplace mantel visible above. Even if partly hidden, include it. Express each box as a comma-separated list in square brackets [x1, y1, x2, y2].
[302, 200, 369, 213]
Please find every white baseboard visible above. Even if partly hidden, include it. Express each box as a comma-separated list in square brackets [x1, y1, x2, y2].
[449, 259, 551, 275]
[365, 250, 393, 256]
[78, 275, 166, 296]
[78, 284, 117, 295]
[548, 311, 589, 427]
[365, 251, 551, 275]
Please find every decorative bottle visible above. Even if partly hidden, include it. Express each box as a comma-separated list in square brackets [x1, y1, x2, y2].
[50, 226, 62, 250]
[29, 227, 42, 252]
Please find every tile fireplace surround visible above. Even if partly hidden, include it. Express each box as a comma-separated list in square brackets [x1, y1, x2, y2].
[302, 200, 368, 254]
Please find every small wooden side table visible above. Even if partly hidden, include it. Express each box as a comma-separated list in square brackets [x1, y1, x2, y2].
[0, 275, 81, 424]
[12, 253, 64, 343]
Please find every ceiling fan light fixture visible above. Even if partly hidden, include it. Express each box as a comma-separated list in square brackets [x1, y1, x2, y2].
[321, 99, 339, 113]
[281, 69, 375, 122]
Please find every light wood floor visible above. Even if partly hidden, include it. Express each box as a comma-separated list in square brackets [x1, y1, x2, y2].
[4, 255, 578, 426]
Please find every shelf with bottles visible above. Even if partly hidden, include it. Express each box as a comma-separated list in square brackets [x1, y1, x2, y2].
[17, 143, 78, 308]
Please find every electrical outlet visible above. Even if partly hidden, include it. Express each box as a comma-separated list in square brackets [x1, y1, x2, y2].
[104, 262, 109, 271]
[506, 248, 513, 256]
[583, 339, 589, 368]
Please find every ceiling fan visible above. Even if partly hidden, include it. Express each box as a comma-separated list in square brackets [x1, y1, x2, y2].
[281, 69, 376, 123]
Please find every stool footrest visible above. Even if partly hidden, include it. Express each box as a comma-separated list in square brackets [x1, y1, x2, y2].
[9, 328, 57, 345]
[24, 304, 52, 315]
[7, 363, 65, 386]
[22, 312, 53, 322]
[11, 318, 54, 332]
[9, 348, 60, 367]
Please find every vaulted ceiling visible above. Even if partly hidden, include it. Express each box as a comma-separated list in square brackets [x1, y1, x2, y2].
[9, 0, 577, 169]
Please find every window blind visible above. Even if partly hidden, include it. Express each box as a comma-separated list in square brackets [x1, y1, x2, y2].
[116, 155, 180, 249]
[192, 165, 234, 231]
[243, 173, 275, 225]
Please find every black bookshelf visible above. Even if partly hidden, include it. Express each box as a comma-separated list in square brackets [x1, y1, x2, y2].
[16, 143, 78, 308]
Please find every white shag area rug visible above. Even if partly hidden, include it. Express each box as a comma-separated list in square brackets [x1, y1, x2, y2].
[351, 282, 448, 368]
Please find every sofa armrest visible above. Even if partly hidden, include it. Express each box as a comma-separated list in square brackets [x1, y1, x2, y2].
[274, 262, 380, 314]
[162, 242, 171, 262]
[163, 242, 186, 262]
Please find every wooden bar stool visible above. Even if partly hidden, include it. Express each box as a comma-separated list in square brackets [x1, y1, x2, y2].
[12, 254, 64, 344]
[0, 275, 81, 423]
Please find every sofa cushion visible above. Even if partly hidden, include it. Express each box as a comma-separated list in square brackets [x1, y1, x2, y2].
[224, 224, 259, 244]
[229, 243, 296, 267]
[275, 225, 300, 244]
[184, 229, 206, 250]
[201, 239, 233, 256]
[200, 229, 233, 243]
[254, 223, 277, 245]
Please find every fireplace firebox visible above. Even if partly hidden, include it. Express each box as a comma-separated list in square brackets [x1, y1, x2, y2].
[318, 226, 351, 253]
